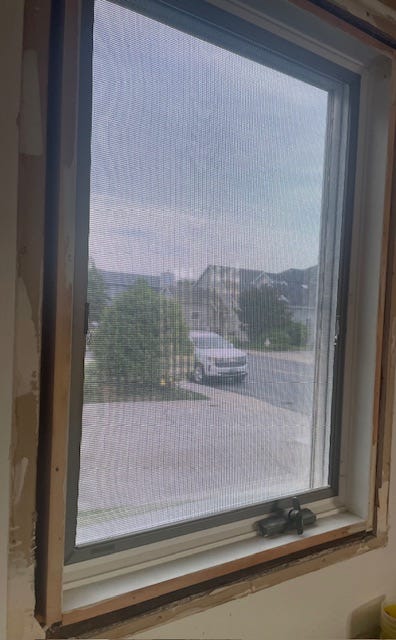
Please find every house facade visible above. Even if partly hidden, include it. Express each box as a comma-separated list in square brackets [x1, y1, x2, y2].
[99, 265, 318, 345]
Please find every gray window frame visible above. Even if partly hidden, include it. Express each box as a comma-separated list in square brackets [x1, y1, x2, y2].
[64, 0, 360, 565]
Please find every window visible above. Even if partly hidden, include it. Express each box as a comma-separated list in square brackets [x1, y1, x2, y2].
[40, 0, 395, 630]
[67, 0, 356, 560]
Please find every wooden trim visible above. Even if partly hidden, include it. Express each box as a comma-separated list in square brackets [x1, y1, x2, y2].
[365, 59, 396, 536]
[36, 0, 83, 626]
[60, 522, 366, 626]
[311, 0, 396, 45]
[288, 0, 396, 55]
[46, 531, 386, 638]
[86, 534, 387, 640]
[374, 59, 396, 536]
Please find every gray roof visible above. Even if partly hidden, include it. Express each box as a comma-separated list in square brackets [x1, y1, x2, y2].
[196, 265, 268, 290]
[266, 266, 318, 307]
[100, 265, 318, 308]
[100, 270, 161, 290]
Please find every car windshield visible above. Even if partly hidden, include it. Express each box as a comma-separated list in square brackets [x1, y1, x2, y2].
[191, 336, 234, 349]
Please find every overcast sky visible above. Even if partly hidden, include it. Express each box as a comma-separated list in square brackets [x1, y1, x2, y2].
[88, 0, 328, 279]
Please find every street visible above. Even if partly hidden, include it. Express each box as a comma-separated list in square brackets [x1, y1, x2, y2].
[210, 350, 315, 415]
[76, 350, 318, 545]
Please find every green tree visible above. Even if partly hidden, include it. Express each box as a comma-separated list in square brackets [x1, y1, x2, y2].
[92, 280, 191, 387]
[287, 320, 308, 348]
[239, 285, 292, 342]
[87, 261, 108, 326]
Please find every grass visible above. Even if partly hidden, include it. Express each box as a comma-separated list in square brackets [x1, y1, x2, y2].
[248, 342, 310, 352]
[232, 338, 309, 352]
[83, 364, 207, 403]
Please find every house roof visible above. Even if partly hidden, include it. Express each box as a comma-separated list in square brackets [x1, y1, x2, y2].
[196, 265, 269, 290]
[99, 265, 318, 308]
[266, 266, 318, 307]
[100, 270, 161, 291]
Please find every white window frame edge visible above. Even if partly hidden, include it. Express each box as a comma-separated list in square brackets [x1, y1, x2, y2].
[339, 53, 393, 528]
[60, 0, 395, 612]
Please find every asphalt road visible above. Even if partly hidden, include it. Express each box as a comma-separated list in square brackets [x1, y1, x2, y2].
[206, 351, 315, 416]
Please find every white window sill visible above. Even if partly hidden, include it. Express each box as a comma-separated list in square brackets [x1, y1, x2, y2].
[63, 512, 365, 616]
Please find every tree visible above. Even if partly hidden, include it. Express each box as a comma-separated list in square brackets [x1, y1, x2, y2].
[87, 261, 108, 326]
[239, 285, 292, 342]
[91, 280, 191, 386]
[287, 320, 308, 348]
[238, 286, 308, 348]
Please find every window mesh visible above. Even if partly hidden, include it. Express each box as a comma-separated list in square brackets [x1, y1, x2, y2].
[76, 0, 330, 546]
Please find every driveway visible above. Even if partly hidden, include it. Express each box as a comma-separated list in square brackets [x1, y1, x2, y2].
[77, 372, 313, 545]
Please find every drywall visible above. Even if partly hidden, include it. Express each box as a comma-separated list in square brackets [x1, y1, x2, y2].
[1, 0, 47, 638]
[0, 1, 24, 638]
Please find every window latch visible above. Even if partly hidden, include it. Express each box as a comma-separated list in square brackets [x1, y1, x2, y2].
[256, 497, 316, 537]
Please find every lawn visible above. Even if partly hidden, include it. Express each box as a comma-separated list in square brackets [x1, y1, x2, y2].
[83, 363, 207, 403]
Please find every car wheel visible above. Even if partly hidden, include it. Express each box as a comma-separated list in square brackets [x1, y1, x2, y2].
[193, 364, 205, 384]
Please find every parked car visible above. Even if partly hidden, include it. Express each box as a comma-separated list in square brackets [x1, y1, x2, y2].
[189, 331, 247, 384]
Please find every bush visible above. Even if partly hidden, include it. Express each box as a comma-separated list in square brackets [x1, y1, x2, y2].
[267, 322, 308, 350]
[239, 286, 292, 341]
[92, 280, 191, 387]
[87, 261, 108, 326]
[287, 321, 308, 348]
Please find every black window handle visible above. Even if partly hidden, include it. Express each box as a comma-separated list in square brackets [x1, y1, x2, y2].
[288, 496, 304, 535]
[256, 497, 316, 538]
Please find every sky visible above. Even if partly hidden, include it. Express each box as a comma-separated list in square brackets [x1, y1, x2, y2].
[88, 0, 329, 279]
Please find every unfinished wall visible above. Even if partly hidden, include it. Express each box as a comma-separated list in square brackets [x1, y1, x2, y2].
[325, 0, 396, 40]
[1, 1, 395, 639]
[1, 0, 47, 638]
[0, 2, 25, 638]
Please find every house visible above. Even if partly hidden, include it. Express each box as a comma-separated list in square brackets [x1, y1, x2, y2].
[99, 269, 175, 299]
[195, 264, 317, 343]
[173, 279, 241, 337]
[194, 265, 272, 339]
[98, 264, 317, 345]
[267, 266, 318, 345]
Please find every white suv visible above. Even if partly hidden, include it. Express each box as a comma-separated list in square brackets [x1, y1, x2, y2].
[190, 331, 248, 384]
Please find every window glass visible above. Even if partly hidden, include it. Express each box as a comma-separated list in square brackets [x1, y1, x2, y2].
[77, 0, 331, 547]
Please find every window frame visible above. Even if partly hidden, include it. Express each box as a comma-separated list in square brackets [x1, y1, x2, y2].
[35, 0, 396, 633]
[65, 0, 361, 566]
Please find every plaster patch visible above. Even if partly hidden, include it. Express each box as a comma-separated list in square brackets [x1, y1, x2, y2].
[8, 564, 45, 640]
[15, 277, 39, 396]
[13, 456, 28, 506]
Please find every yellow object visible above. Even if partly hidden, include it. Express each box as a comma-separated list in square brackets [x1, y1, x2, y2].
[381, 604, 396, 638]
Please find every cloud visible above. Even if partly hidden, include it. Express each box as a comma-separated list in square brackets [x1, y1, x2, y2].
[89, 192, 320, 278]
[88, 1, 327, 278]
